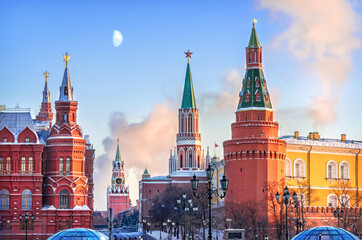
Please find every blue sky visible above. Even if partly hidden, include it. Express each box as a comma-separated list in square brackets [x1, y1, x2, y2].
[1, 0, 361, 210]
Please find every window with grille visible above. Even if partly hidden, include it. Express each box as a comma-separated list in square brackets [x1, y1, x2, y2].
[21, 189, 32, 210]
[0, 157, 3, 174]
[66, 158, 70, 175]
[59, 158, 64, 175]
[60, 190, 69, 209]
[28, 157, 33, 175]
[21, 157, 26, 175]
[0, 189, 10, 210]
[6, 157, 11, 174]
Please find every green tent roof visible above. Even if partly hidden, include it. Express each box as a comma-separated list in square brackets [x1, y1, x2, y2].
[248, 24, 260, 47]
[115, 140, 121, 162]
[181, 62, 196, 109]
[143, 168, 149, 175]
[237, 69, 272, 110]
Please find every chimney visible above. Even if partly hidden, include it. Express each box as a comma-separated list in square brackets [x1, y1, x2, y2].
[294, 131, 299, 138]
[313, 132, 319, 140]
[309, 132, 314, 139]
[341, 134, 346, 142]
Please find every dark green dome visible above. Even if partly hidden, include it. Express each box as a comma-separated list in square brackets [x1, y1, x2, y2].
[292, 226, 358, 240]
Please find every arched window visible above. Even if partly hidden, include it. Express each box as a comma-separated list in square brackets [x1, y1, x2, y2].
[0, 189, 10, 209]
[64, 86, 68, 96]
[339, 161, 349, 179]
[326, 161, 337, 179]
[188, 115, 193, 132]
[59, 158, 64, 175]
[245, 92, 250, 102]
[247, 78, 250, 88]
[294, 159, 305, 178]
[0, 157, 3, 174]
[22, 189, 32, 210]
[260, 52, 262, 63]
[255, 78, 259, 87]
[249, 52, 252, 63]
[285, 158, 292, 177]
[254, 51, 257, 62]
[189, 154, 192, 167]
[64, 113, 68, 122]
[28, 157, 33, 175]
[327, 194, 338, 207]
[65, 158, 71, 175]
[60, 190, 69, 209]
[21, 157, 26, 175]
[6, 157, 11, 174]
[180, 155, 183, 168]
[256, 91, 261, 102]
[197, 156, 200, 168]
[340, 195, 350, 207]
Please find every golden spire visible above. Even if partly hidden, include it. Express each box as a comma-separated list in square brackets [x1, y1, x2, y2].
[253, 18, 257, 27]
[43, 71, 49, 81]
[63, 52, 70, 68]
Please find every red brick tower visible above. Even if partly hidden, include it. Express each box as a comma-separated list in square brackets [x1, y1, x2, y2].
[42, 53, 93, 227]
[107, 139, 131, 216]
[223, 22, 286, 219]
[173, 50, 204, 172]
[36, 71, 54, 127]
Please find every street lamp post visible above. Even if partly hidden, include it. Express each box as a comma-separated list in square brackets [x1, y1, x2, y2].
[276, 187, 291, 240]
[177, 193, 192, 240]
[333, 207, 344, 228]
[190, 163, 229, 240]
[19, 211, 34, 240]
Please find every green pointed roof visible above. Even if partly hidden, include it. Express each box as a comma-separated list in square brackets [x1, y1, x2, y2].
[115, 139, 121, 162]
[143, 168, 149, 175]
[237, 69, 272, 110]
[248, 23, 260, 47]
[181, 62, 196, 109]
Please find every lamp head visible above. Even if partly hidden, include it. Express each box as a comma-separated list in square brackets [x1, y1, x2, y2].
[177, 197, 181, 205]
[190, 174, 199, 191]
[220, 175, 229, 191]
[284, 186, 289, 194]
[275, 192, 280, 201]
[206, 164, 214, 180]
[182, 193, 187, 199]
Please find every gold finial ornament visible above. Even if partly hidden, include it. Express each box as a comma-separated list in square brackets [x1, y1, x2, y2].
[253, 18, 257, 27]
[43, 71, 49, 81]
[63, 52, 70, 68]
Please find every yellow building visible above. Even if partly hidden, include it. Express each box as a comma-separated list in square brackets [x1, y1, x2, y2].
[281, 131, 361, 208]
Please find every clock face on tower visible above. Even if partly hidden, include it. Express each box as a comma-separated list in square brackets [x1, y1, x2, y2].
[114, 177, 123, 186]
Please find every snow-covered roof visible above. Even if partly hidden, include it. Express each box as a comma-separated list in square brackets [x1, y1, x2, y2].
[0, 111, 36, 136]
[280, 135, 362, 149]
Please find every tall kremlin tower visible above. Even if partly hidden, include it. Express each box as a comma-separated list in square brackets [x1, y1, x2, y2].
[107, 139, 131, 216]
[223, 22, 286, 219]
[169, 50, 205, 173]
[42, 52, 95, 215]
[139, 52, 207, 225]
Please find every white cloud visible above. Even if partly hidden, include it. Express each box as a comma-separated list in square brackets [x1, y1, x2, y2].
[259, 0, 360, 126]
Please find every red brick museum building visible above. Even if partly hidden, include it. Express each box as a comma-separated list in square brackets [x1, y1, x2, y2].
[0, 53, 95, 240]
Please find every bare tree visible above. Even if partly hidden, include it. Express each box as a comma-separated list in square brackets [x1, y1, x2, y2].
[331, 180, 361, 232]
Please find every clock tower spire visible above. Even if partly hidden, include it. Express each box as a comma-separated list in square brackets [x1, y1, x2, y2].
[107, 139, 131, 215]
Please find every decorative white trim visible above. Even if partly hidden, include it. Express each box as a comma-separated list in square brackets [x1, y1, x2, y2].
[236, 107, 273, 112]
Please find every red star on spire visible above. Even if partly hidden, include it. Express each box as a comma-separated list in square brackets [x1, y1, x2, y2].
[184, 50, 193, 59]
